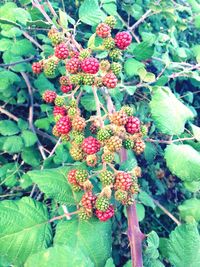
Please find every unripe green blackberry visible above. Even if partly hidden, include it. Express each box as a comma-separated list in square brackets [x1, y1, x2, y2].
[94, 77, 103, 87]
[54, 114, 62, 122]
[54, 96, 64, 106]
[104, 16, 116, 28]
[121, 105, 134, 116]
[69, 99, 77, 107]
[115, 189, 128, 203]
[103, 37, 115, 50]
[73, 133, 84, 145]
[70, 73, 83, 85]
[75, 169, 89, 183]
[100, 60, 111, 72]
[130, 182, 140, 194]
[106, 136, 122, 152]
[99, 170, 114, 186]
[111, 62, 122, 76]
[71, 184, 82, 192]
[141, 125, 148, 136]
[70, 146, 84, 161]
[102, 152, 114, 163]
[83, 74, 95, 85]
[48, 28, 64, 46]
[43, 58, 58, 78]
[95, 196, 110, 211]
[79, 49, 91, 59]
[97, 129, 111, 142]
[61, 134, 70, 143]
[68, 107, 80, 118]
[122, 139, 134, 149]
[78, 207, 92, 220]
[109, 48, 122, 61]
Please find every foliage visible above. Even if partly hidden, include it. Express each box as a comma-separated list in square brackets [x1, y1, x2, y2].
[0, 0, 200, 266]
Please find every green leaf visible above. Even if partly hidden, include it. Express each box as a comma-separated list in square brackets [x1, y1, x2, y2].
[150, 87, 194, 135]
[25, 245, 94, 267]
[27, 168, 78, 205]
[34, 74, 55, 92]
[59, 9, 68, 29]
[81, 94, 97, 111]
[34, 118, 50, 131]
[138, 191, 155, 209]
[165, 144, 200, 189]
[178, 199, 200, 222]
[79, 0, 106, 26]
[167, 223, 200, 267]
[136, 203, 145, 222]
[0, 197, 52, 266]
[105, 258, 115, 267]
[0, 120, 20, 136]
[3, 136, 24, 153]
[119, 150, 137, 171]
[124, 58, 145, 78]
[125, 86, 137, 95]
[0, 38, 13, 51]
[21, 130, 38, 147]
[21, 147, 41, 167]
[27, 20, 51, 28]
[133, 41, 154, 61]
[54, 218, 112, 266]
[11, 39, 36, 56]
[103, 2, 117, 15]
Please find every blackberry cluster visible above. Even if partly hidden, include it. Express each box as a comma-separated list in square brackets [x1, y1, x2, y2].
[33, 16, 148, 222]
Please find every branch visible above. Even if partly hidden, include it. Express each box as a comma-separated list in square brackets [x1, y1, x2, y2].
[129, 9, 152, 31]
[0, 56, 37, 67]
[146, 137, 196, 144]
[0, 107, 19, 121]
[22, 31, 43, 50]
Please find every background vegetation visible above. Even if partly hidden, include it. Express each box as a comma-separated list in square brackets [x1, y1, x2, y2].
[0, 0, 200, 266]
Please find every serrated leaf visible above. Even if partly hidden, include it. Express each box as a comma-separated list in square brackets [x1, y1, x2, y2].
[124, 58, 145, 77]
[136, 203, 145, 222]
[54, 217, 112, 267]
[21, 130, 38, 147]
[34, 118, 50, 131]
[150, 87, 194, 135]
[27, 20, 51, 28]
[59, 9, 68, 29]
[3, 136, 24, 153]
[27, 168, 78, 205]
[0, 120, 20, 136]
[178, 199, 200, 222]
[133, 41, 154, 60]
[79, 0, 106, 26]
[0, 197, 52, 266]
[81, 93, 97, 111]
[138, 191, 155, 209]
[165, 144, 200, 188]
[0, 38, 13, 51]
[126, 86, 137, 95]
[25, 245, 94, 267]
[11, 39, 36, 56]
[190, 123, 200, 141]
[22, 147, 41, 167]
[167, 223, 200, 267]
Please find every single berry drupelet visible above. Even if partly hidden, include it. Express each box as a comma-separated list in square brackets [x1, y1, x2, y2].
[125, 116, 140, 134]
[81, 57, 99, 74]
[114, 171, 132, 191]
[32, 62, 43, 74]
[66, 57, 81, 74]
[54, 43, 69, 59]
[96, 23, 111, 38]
[72, 116, 86, 132]
[82, 136, 101, 155]
[99, 170, 114, 186]
[42, 90, 57, 103]
[95, 196, 110, 212]
[56, 116, 72, 134]
[75, 169, 89, 183]
[95, 205, 114, 221]
[114, 31, 132, 50]
[102, 72, 118, 88]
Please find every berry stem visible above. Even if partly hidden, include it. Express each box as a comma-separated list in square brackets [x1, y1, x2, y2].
[92, 85, 104, 127]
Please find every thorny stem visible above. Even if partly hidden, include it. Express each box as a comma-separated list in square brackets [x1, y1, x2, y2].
[0, 56, 37, 67]
[22, 31, 43, 50]
[49, 211, 78, 223]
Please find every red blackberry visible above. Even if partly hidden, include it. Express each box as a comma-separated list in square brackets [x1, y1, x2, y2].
[114, 31, 132, 50]
[32, 62, 43, 74]
[95, 205, 114, 221]
[54, 43, 69, 59]
[61, 84, 73, 93]
[96, 23, 111, 38]
[66, 57, 81, 74]
[82, 136, 101, 155]
[81, 191, 96, 210]
[42, 90, 57, 103]
[67, 169, 78, 185]
[125, 116, 140, 134]
[114, 171, 132, 191]
[102, 72, 118, 88]
[81, 57, 99, 74]
[56, 116, 72, 134]
[53, 106, 67, 117]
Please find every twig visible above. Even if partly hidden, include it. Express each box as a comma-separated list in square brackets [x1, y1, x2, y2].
[146, 137, 196, 144]
[153, 199, 181, 225]
[46, 0, 58, 18]
[92, 85, 104, 127]
[48, 137, 61, 157]
[22, 31, 43, 50]
[129, 10, 152, 30]
[49, 210, 78, 223]
[32, 0, 55, 27]
[0, 107, 19, 121]
[0, 56, 37, 67]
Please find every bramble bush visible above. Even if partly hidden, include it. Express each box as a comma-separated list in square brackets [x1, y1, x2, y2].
[0, 0, 200, 267]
